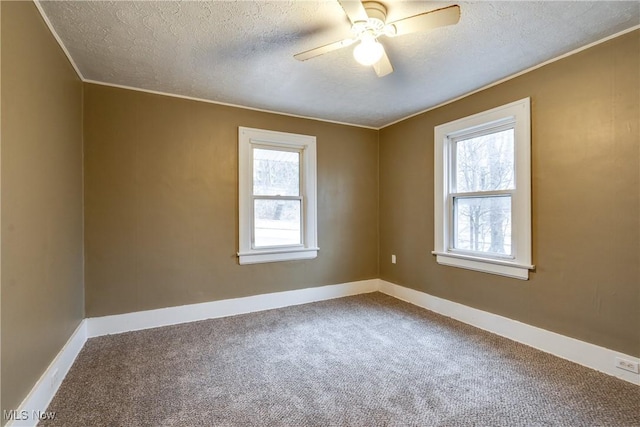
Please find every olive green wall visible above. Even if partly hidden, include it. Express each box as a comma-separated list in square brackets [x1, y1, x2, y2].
[379, 30, 640, 357]
[83, 83, 379, 317]
[1, 1, 84, 417]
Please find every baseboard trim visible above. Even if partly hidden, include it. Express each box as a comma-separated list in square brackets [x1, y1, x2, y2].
[10, 277, 638, 426]
[87, 279, 379, 337]
[8, 279, 378, 425]
[378, 279, 640, 385]
[7, 320, 88, 427]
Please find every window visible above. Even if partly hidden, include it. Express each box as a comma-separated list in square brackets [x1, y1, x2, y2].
[433, 98, 533, 279]
[238, 127, 318, 264]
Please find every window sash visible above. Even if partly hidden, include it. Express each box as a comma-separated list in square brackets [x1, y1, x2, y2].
[446, 117, 517, 260]
[449, 121, 515, 144]
[449, 193, 514, 259]
[252, 144, 302, 197]
[251, 196, 304, 249]
[251, 145, 304, 250]
[449, 122, 516, 195]
[447, 123, 517, 260]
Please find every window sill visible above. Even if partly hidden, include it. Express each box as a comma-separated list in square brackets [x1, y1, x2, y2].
[432, 251, 534, 280]
[238, 247, 319, 265]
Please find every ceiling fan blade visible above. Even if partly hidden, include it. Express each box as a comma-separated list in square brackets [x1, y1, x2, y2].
[294, 38, 355, 61]
[373, 50, 393, 77]
[338, 0, 369, 24]
[386, 5, 460, 37]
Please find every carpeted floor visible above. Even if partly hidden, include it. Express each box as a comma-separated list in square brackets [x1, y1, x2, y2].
[41, 292, 640, 426]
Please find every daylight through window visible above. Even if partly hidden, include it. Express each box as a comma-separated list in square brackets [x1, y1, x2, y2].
[252, 147, 302, 248]
[433, 98, 533, 279]
[452, 126, 514, 257]
[238, 127, 318, 265]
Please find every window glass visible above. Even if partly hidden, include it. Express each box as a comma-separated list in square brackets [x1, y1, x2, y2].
[455, 128, 514, 193]
[253, 148, 300, 196]
[454, 196, 512, 256]
[253, 199, 302, 247]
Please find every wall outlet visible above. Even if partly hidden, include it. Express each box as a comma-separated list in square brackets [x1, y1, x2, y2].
[50, 368, 59, 389]
[615, 357, 639, 374]
[391, 254, 396, 264]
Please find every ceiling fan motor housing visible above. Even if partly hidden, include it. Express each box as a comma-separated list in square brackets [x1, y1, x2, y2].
[353, 1, 387, 36]
[363, 2, 387, 26]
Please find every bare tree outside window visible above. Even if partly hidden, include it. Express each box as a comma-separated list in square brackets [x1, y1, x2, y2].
[434, 98, 531, 278]
[453, 128, 514, 256]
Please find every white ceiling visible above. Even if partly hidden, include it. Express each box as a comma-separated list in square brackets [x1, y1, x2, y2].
[38, 1, 640, 129]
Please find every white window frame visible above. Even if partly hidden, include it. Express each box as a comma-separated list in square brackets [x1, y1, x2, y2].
[433, 98, 533, 280]
[238, 127, 318, 264]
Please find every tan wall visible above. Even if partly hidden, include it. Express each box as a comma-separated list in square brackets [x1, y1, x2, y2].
[1, 3, 635, 415]
[83, 84, 379, 317]
[1, 1, 84, 417]
[379, 30, 640, 357]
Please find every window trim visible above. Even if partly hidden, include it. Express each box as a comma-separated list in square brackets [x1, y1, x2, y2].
[433, 98, 533, 280]
[238, 127, 318, 265]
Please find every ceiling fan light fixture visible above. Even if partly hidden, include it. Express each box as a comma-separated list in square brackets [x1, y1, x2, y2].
[294, 1, 461, 77]
[353, 37, 384, 66]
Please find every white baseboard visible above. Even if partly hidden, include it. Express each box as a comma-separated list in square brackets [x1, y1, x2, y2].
[7, 279, 378, 425]
[7, 321, 87, 427]
[378, 279, 640, 385]
[87, 279, 379, 337]
[10, 277, 637, 426]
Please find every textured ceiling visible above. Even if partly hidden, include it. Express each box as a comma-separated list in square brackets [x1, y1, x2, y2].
[38, 1, 640, 128]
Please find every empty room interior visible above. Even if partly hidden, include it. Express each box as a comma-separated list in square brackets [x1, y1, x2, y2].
[1, 0, 639, 426]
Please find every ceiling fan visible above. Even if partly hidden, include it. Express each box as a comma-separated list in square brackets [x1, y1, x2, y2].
[294, 1, 460, 77]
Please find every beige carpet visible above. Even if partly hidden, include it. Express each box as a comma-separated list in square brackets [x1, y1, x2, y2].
[41, 293, 640, 426]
